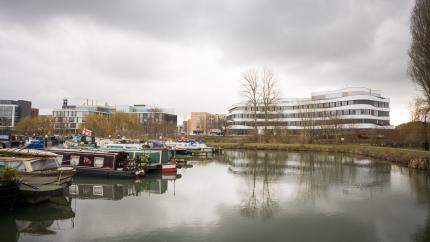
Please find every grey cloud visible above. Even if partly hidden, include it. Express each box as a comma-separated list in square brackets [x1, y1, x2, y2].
[0, 0, 416, 124]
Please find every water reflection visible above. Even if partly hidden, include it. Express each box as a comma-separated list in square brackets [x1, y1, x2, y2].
[0, 196, 75, 242]
[68, 174, 182, 200]
[227, 151, 283, 219]
[224, 150, 392, 219]
[292, 152, 391, 203]
[2, 151, 430, 242]
[404, 168, 430, 242]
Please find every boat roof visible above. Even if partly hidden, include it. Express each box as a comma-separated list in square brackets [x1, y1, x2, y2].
[0, 148, 59, 158]
[0, 156, 44, 162]
[50, 148, 118, 155]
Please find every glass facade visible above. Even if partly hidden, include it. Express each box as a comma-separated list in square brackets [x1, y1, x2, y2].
[0, 106, 14, 127]
[0, 105, 20, 128]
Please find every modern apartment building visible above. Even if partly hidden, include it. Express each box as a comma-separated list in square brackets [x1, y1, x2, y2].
[0, 100, 32, 129]
[132, 105, 177, 137]
[226, 87, 392, 135]
[52, 99, 114, 133]
[52, 100, 177, 135]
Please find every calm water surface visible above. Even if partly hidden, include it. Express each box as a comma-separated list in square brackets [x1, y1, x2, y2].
[2, 150, 430, 242]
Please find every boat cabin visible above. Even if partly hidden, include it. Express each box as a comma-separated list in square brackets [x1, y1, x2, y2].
[53, 149, 128, 170]
[102, 147, 170, 165]
[0, 156, 62, 173]
[0, 155, 75, 189]
[50, 149, 144, 178]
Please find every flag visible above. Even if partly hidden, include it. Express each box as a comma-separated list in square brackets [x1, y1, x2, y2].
[82, 128, 92, 135]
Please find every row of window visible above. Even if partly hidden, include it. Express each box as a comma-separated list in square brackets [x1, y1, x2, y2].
[54, 122, 78, 129]
[0, 117, 14, 127]
[55, 117, 82, 123]
[54, 111, 177, 121]
[230, 99, 389, 112]
[228, 119, 390, 127]
[138, 113, 176, 119]
[227, 109, 389, 120]
[53, 111, 88, 117]
[0, 106, 15, 117]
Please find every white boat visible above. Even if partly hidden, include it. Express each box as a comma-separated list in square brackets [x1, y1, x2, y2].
[165, 141, 215, 153]
[105, 143, 143, 149]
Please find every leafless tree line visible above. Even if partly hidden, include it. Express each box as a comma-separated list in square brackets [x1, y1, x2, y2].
[298, 105, 344, 143]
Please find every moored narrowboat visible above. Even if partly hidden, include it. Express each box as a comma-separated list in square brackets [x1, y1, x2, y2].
[51, 149, 145, 178]
[103, 142, 176, 174]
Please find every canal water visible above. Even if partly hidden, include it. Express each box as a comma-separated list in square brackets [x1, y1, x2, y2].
[1, 150, 430, 242]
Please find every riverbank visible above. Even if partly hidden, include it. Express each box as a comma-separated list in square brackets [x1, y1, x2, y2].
[208, 143, 430, 170]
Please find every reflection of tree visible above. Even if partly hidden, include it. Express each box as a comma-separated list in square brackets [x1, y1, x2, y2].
[405, 168, 430, 242]
[228, 151, 283, 220]
[224, 150, 392, 219]
[261, 152, 278, 219]
[296, 153, 391, 204]
[241, 155, 258, 218]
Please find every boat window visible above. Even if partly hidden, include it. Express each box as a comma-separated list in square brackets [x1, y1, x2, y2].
[129, 152, 135, 159]
[135, 153, 143, 159]
[69, 184, 79, 195]
[30, 158, 59, 171]
[71, 156, 80, 166]
[55, 155, 64, 165]
[94, 157, 104, 168]
[93, 185, 103, 196]
[0, 161, 26, 172]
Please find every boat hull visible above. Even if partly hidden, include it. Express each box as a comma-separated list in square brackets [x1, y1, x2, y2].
[20, 172, 74, 187]
[162, 163, 177, 173]
[75, 166, 142, 179]
[147, 162, 177, 173]
[18, 183, 65, 205]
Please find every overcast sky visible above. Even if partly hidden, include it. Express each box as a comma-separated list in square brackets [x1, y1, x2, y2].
[0, 0, 418, 125]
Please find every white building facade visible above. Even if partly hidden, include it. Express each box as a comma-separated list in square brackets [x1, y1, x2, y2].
[226, 87, 392, 135]
[52, 99, 114, 133]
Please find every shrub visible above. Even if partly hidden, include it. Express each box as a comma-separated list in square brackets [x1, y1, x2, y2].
[0, 167, 19, 181]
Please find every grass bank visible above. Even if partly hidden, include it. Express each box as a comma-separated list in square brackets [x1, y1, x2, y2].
[208, 142, 430, 170]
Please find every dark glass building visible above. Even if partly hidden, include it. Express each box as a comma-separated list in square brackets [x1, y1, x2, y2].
[0, 100, 32, 129]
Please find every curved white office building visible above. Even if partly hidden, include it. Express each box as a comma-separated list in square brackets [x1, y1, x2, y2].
[226, 87, 392, 135]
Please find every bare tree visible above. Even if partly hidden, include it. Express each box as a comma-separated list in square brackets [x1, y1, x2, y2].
[261, 68, 280, 139]
[410, 96, 428, 121]
[272, 105, 286, 141]
[409, 0, 430, 104]
[241, 69, 260, 136]
[299, 103, 318, 144]
[325, 111, 344, 143]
